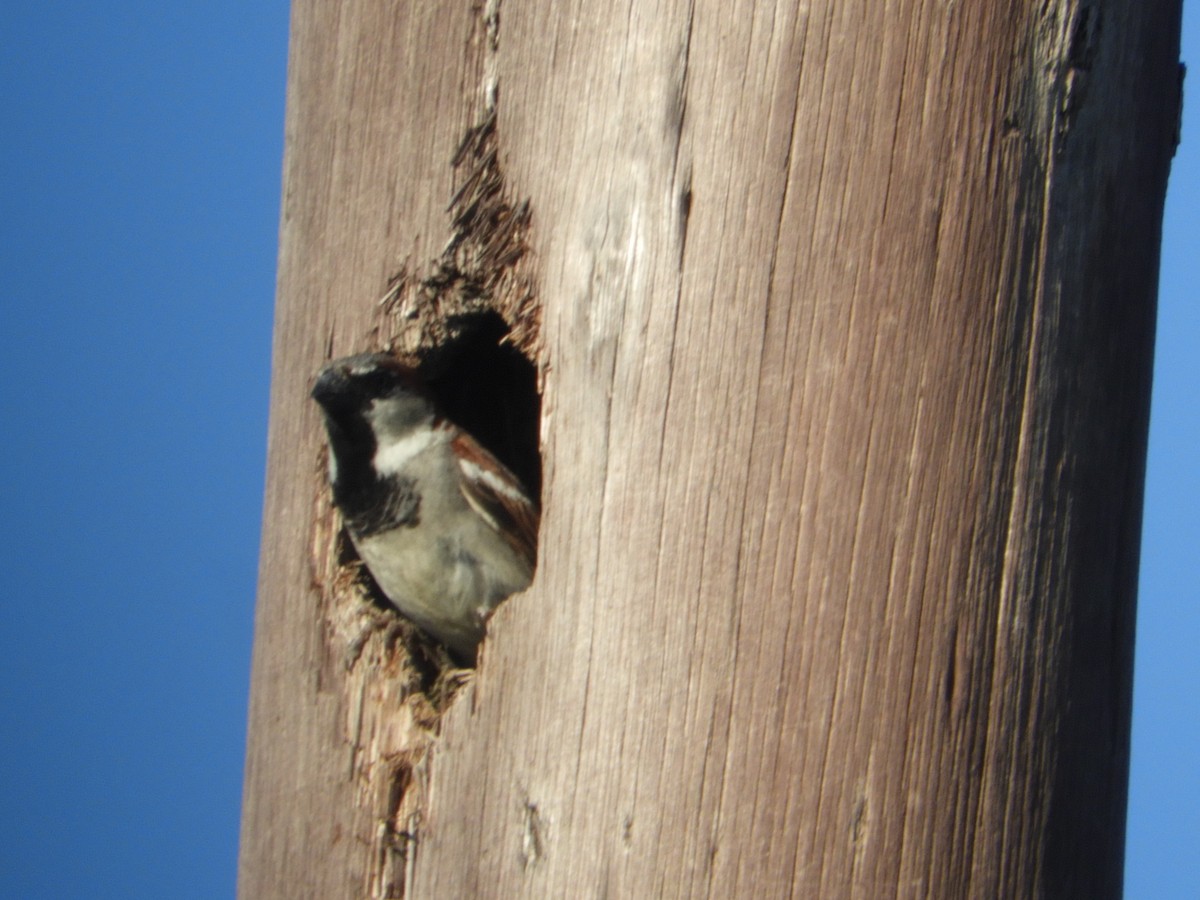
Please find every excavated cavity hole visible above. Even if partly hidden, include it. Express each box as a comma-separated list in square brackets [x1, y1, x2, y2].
[337, 309, 541, 678]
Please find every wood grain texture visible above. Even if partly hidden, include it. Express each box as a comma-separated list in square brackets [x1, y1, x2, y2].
[238, 0, 496, 896]
[240, 0, 1181, 897]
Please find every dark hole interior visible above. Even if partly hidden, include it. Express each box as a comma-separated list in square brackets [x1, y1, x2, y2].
[414, 310, 542, 505]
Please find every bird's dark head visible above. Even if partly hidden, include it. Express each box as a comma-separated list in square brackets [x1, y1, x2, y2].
[312, 351, 422, 411]
[312, 352, 432, 436]
[311, 353, 435, 491]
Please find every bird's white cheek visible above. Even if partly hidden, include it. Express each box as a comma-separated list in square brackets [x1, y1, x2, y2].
[373, 428, 444, 475]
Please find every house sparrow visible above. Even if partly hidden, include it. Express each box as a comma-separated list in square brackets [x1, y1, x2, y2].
[311, 352, 538, 663]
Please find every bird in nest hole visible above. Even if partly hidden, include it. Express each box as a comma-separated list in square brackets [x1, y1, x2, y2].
[312, 352, 538, 664]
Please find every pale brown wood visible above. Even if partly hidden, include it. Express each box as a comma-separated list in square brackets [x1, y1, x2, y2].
[236, 2, 496, 897]
[240, 0, 1181, 897]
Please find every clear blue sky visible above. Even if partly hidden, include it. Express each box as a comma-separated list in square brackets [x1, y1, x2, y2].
[0, 3, 1194, 897]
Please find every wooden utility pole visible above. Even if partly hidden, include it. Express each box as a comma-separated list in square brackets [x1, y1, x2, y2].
[239, 0, 1181, 896]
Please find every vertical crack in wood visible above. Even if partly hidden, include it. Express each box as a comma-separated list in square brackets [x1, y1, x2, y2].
[380, 0, 540, 369]
[519, 799, 547, 871]
[379, 109, 540, 363]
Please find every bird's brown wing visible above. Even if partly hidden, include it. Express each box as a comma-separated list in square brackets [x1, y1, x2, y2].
[451, 431, 540, 569]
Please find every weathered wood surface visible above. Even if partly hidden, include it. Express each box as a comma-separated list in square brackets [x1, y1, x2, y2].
[240, 0, 1181, 897]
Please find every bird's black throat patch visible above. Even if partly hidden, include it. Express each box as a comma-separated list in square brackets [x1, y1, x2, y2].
[338, 472, 422, 538]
